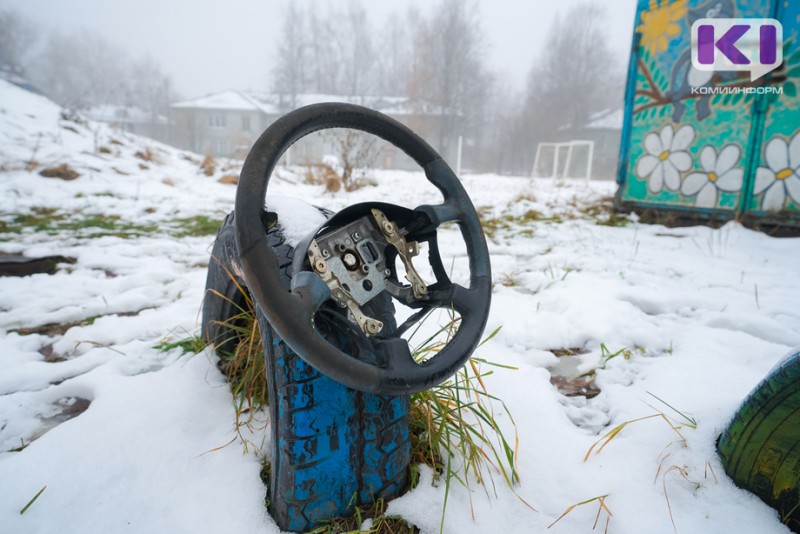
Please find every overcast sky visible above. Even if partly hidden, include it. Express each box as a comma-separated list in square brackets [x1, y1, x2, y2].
[6, 0, 638, 99]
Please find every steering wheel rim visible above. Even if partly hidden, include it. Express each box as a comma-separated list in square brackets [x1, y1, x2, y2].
[235, 103, 491, 395]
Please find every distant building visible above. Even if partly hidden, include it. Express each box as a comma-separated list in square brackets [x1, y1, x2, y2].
[544, 108, 623, 180]
[169, 91, 441, 169]
[583, 108, 623, 180]
[85, 105, 170, 142]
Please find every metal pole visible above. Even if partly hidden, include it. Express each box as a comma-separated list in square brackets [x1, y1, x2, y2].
[456, 135, 463, 175]
[532, 143, 543, 178]
[585, 141, 594, 184]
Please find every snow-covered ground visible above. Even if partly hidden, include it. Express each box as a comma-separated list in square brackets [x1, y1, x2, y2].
[1, 79, 798, 533]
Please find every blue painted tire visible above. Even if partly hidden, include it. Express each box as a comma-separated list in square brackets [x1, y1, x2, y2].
[717, 348, 800, 532]
[203, 211, 410, 532]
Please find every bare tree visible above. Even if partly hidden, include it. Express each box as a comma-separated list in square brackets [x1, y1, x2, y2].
[27, 30, 128, 110]
[407, 0, 493, 163]
[0, 7, 38, 76]
[128, 55, 176, 116]
[306, 6, 340, 94]
[375, 10, 411, 97]
[272, 3, 307, 108]
[518, 2, 624, 171]
[337, 0, 376, 98]
[271, 0, 383, 102]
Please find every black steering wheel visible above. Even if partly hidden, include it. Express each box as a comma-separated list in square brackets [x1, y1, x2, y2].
[235, 103, 491, 395]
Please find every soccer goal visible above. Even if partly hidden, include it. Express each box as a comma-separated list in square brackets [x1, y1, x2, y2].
[531, 140, 594, 182]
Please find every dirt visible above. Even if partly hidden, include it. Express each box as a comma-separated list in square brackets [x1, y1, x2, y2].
[549, 375, 601, 399]
[0, 255, 76, 277]
[39, 164, 80, 181]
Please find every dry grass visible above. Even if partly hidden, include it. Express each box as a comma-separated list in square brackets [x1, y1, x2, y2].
[200, 154, 216, 176]
[39, 164, 80, 181]
[218, 174, 239, 185]
[306, 496, 419, 534]
[162, 263, 525, 531]
[548, 494, 612, 533]
[577, 393, 704, 534]
[134, 147, 158, 163]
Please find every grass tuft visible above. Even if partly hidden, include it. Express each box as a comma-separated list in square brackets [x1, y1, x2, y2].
[306, 494, 419, 534]
[153, 335, 206, 355]
[548, 494, 612, 533]
[406, 314, 531, 531]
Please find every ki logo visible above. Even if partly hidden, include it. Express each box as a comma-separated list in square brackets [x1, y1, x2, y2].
[691, 18, 783, 82]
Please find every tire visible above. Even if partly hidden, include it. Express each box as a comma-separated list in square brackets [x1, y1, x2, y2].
[717, 348, 800, 532]
[203, 211, 410, 533]
[202, 212, 249, 357]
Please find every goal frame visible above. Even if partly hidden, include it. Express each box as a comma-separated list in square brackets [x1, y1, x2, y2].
[531, 140, 595, 182]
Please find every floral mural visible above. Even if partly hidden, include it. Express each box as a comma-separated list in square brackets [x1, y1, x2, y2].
[636, 124, 694, 193]
[637, 0, 687, 55]
[618, 0, 800, 224]
[680, 145, 744, 208]
[754, 133, 800, 211]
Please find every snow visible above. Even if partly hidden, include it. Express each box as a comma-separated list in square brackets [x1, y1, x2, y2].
[171, 90, 264, 111]
[1, 79, 798, 533]
[586, 108, 624, 130]
[172, 89, 423, 117]
[265, 196, 328, 247]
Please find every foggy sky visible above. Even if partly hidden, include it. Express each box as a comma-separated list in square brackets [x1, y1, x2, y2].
[5, 0, 638, 99]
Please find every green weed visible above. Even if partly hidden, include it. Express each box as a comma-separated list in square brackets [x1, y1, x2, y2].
[306, 494, 419, 533]
[1, 207, 223, 240]
[168, 215, 222, 238]
[19, 486, 46, 515]
[0, 207, 158, 239]
[153, 335, 207, 355]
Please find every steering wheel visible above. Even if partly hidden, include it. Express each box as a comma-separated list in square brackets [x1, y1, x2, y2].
[235, 103, 491, 395]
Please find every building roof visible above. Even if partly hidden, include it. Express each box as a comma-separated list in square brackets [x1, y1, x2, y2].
[586, 108, 623, 130]
[171, 90, 431, 117]
[171, 91, 263, 111]
[86, 104, 168, 124]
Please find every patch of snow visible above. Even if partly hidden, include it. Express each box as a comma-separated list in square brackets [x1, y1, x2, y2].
[265, 195, 327, 247]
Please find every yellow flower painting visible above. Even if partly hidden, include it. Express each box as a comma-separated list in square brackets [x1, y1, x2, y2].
[637, 0, 687, 55]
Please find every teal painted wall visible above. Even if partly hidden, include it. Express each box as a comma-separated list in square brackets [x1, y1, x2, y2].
[617, 0, 800, 226]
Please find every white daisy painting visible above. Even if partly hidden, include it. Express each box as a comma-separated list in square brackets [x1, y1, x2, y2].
[753, 132, 800, 212]
[635, 124, 695, 194]
[680, 144, 744, 208]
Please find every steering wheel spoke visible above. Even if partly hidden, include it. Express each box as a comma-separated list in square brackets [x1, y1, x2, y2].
[413, 200, 464, 230]
[290, 271, 333, 316]
[426, 281, 481, 314]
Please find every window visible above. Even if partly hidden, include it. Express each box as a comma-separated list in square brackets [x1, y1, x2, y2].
[209, 113, 226, 128]
[241, 115, 251, 131]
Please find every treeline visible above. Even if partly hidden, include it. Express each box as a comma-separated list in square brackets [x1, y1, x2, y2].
[0, 8, 176, 120]
[271, 0, 625, 174]
[1, 1, 624, 174]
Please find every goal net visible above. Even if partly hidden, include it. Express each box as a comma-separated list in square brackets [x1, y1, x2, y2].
[531, 140, 594, 182]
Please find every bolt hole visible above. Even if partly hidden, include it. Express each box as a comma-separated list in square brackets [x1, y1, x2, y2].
[363, 280, 373, 291]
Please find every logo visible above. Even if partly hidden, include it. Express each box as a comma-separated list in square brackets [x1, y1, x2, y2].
[691, 18, 782, 82]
